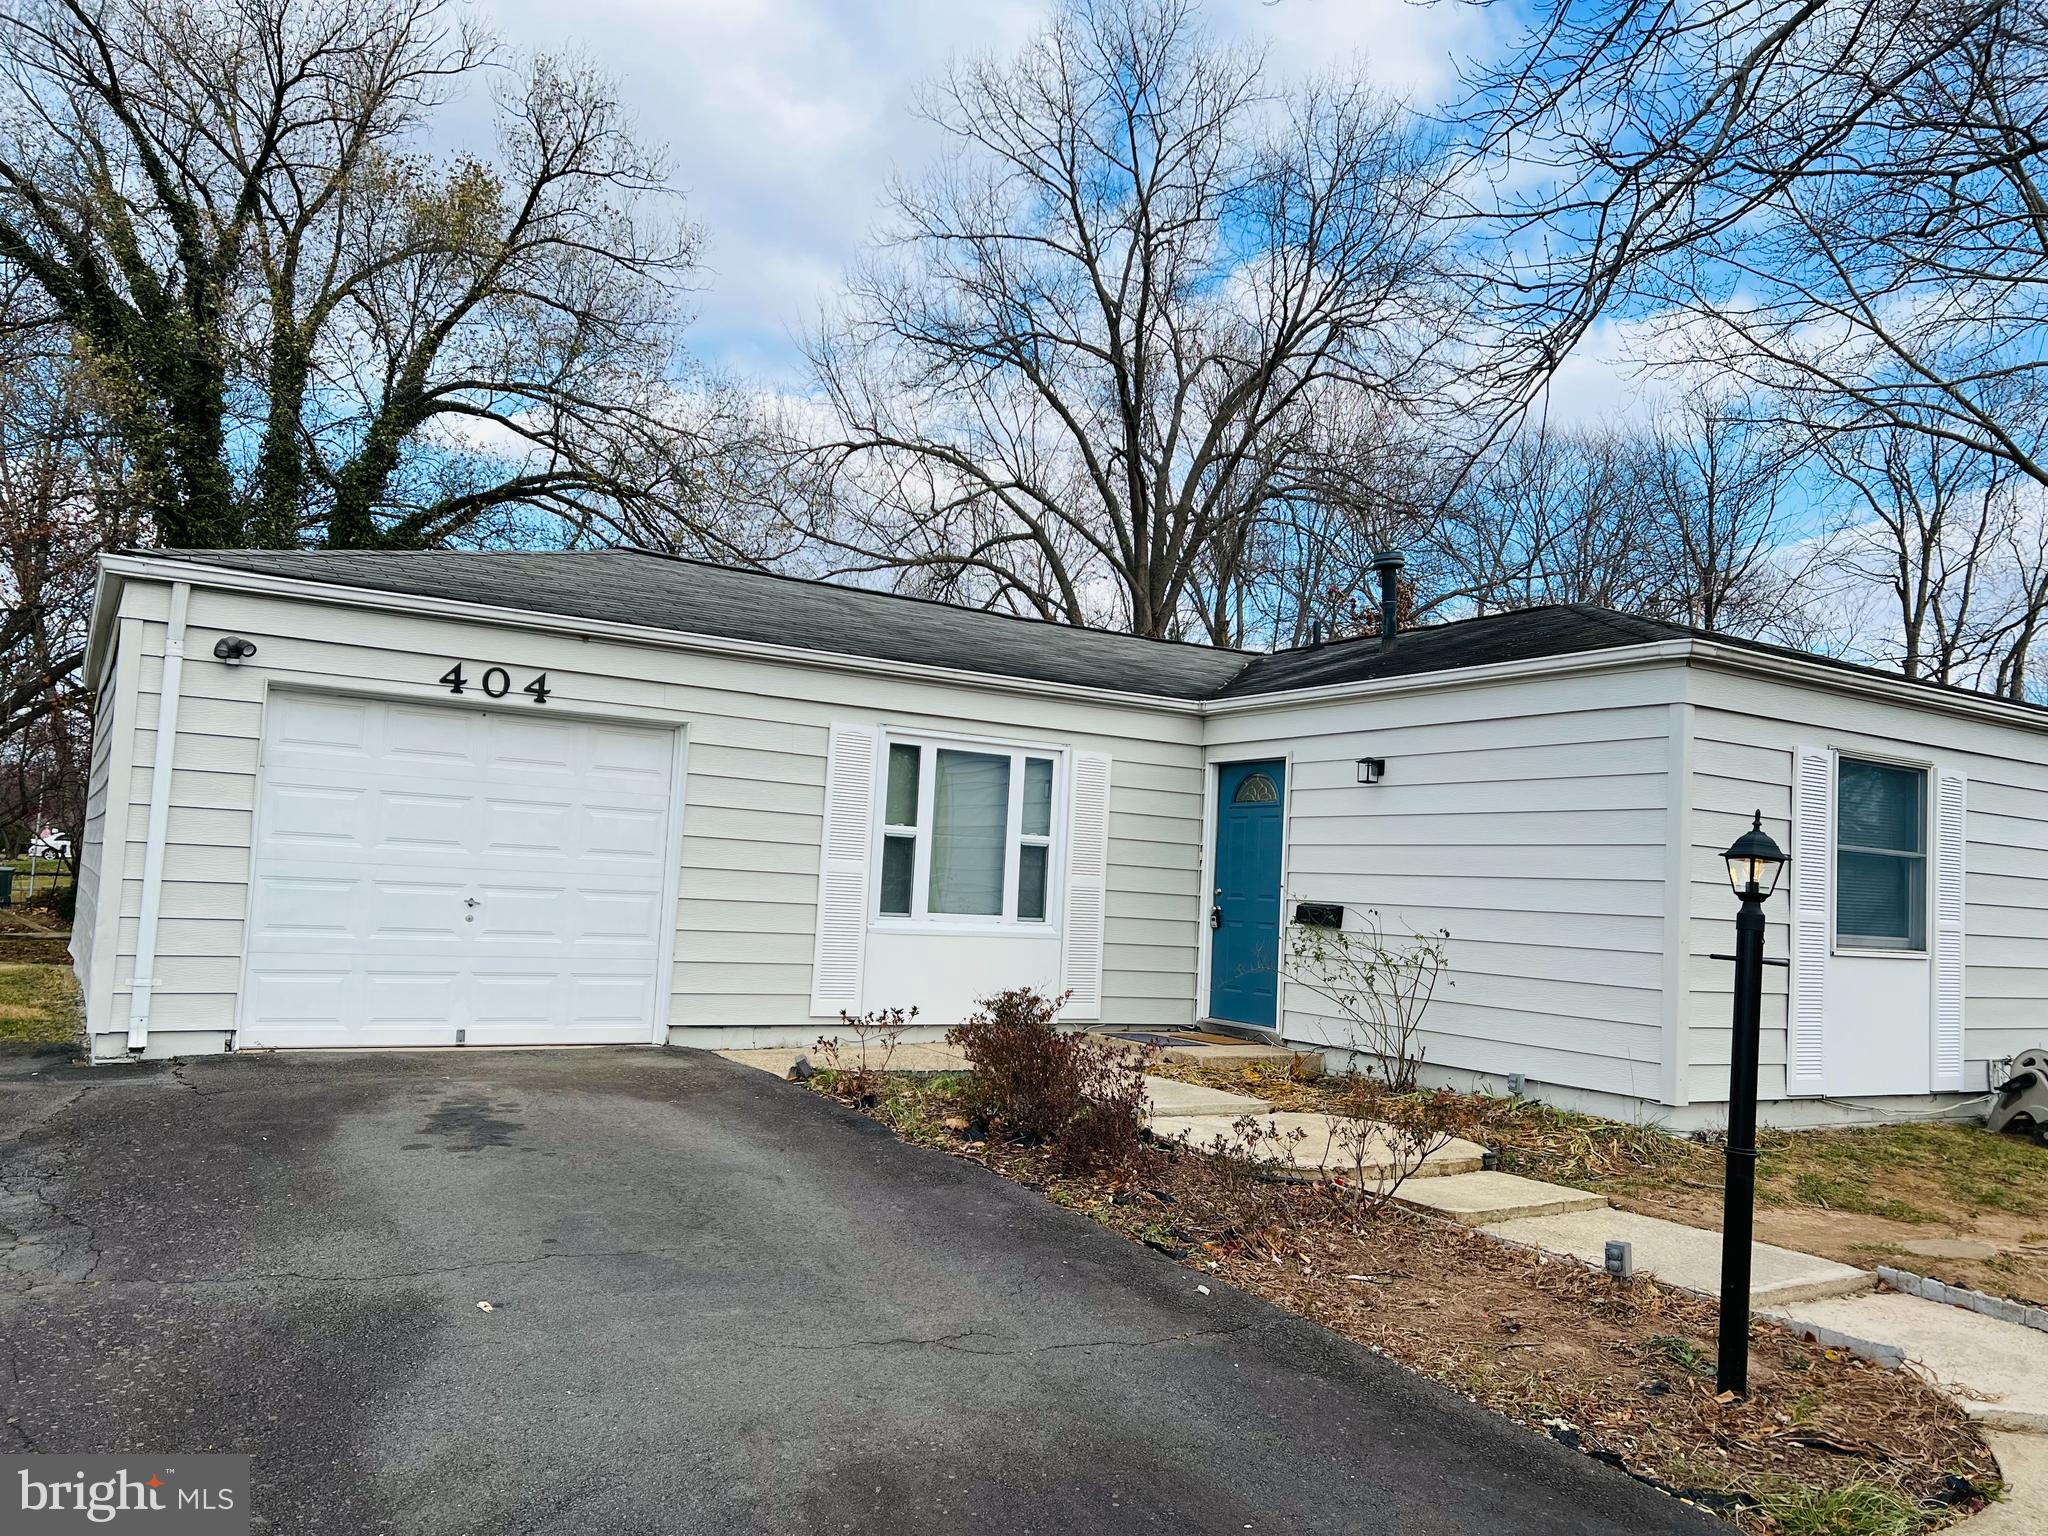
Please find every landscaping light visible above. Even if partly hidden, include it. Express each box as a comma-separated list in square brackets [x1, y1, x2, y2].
[1715, 807, 1787, 1398]
[1355, 757, 1385, 785]
[1722, 812, 1786, 898]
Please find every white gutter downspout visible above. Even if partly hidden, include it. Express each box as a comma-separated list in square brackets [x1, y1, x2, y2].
[127, 581, 189, 1053]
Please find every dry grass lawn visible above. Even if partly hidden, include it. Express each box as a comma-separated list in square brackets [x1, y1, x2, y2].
[0, 961, 81, 1045]
[1155, 1059, 2048, 1308]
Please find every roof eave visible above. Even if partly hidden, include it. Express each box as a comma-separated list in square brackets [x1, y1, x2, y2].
[96, 550, 1215, 713]
[1685, 637, 2048, 733]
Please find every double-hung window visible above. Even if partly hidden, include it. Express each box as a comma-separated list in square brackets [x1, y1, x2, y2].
[878, 737, 1058, 925]
[1835, 755, 1928, 951]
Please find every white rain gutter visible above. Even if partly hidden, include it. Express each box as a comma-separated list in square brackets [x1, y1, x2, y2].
[126, 580, 189, 1053]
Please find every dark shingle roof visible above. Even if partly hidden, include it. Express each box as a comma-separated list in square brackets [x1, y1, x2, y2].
[141, 548, 1253, 699]
[132, 547, 2030, 715]
[1219, 605, 1694, 696]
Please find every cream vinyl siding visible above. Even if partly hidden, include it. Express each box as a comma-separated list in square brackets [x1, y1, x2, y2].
[1206, 666, 1688, 1103]
[69, 625, 138, 1036]
[1683, 667, 2048, 1105]
[89, 580, 1205, 1057]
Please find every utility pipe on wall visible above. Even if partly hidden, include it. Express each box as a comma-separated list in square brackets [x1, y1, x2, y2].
[127, 581, 190, 1053]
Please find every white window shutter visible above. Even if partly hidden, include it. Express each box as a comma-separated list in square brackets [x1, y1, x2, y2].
[1060, 752, 1112, 1021]
[810, 724, 878, 1016]
[1788, 750, 1831, 1096]
[1932, 771, 1967, 1092]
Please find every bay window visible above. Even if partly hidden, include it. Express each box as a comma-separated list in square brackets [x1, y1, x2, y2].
[877, 737, 1059, 925]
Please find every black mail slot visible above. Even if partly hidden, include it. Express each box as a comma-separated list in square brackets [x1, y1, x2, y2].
[1293, 902, 1343, 929]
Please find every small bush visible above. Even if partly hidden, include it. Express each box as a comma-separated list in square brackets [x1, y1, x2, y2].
[948, 986, 1082, 1140]
[947, 987, 1153, 1172]
[1055, 1040, 1152, 1173]
[25, 882, 75, 923]
[815, 1005, 917, 1104]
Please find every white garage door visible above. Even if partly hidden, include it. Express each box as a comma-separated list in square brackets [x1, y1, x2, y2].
[241, 692, 678, 1048]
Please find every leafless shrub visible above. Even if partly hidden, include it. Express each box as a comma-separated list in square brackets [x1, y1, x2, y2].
[815, 1005, 917, 1104]
[1285, 909, 1450, 1092]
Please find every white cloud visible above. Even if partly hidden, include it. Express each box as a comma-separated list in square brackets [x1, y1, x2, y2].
[471, 0, 1488, 385]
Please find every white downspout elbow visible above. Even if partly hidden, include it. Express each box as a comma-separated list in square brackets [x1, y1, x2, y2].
[127, 581, 189, 1054]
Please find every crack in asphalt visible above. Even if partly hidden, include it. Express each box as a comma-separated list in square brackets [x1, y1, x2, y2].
[3, 1082, 99, 1143]
[169, 1064, 228, 1099]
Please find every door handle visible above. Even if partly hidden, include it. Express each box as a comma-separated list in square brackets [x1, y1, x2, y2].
[1210, 905, 1223, 931]
[464, 897, 481, 908]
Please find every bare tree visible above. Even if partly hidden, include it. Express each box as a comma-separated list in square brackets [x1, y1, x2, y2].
[1643, 391, 1812, 636]
[1807, 420, 2048, 696]
[1430, 424, 1668, 614]
[801, 0, 1453, 642]
[0, 0, 710, 552]
[1455, 0, 2048, 499]
[0, 330, 144, 860]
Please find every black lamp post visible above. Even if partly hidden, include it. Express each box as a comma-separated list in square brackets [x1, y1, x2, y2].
[1715, 810, 1788, 1396]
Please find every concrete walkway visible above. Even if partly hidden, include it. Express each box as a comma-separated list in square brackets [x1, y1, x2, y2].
[1484, 1206, 1871, 1306]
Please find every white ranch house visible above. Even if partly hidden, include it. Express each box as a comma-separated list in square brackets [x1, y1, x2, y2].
[69, 548, 2048, 1127]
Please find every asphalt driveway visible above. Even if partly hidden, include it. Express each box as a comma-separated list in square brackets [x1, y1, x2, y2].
[0, 1048, 1715, 1534]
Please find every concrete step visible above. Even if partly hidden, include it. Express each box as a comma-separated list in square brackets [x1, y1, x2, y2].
[1769, 1290, 2048, 1433]
[1147, 1110, 1486, 1180]
[1140, 1075, 1270, 1120]
[1396, 1171, 1608, 1226]
[1482, 1207, 1872, 1307]
[1093, 1029, 1307, 1068]
[716, 1043, 970, 1078]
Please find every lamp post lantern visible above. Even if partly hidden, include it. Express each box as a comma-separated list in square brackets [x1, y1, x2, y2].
[1716, 810, 1788, 1396]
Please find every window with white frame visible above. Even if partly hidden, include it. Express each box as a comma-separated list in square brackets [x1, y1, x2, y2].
[1835, 755, 1927, 950]
[877, 738, 1058, 924]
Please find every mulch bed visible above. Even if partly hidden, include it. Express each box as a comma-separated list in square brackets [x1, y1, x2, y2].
[0, 934, 71, 964]
[827, 1075, 2000, 1533]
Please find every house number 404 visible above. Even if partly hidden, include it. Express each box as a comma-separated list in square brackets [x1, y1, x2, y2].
[438, 662, 550, 704]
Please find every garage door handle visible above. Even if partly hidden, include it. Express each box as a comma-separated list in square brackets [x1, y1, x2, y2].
[464, 897, 481, 908]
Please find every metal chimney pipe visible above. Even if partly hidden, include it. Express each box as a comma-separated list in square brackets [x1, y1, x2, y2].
[1373, 550, 1406, 652]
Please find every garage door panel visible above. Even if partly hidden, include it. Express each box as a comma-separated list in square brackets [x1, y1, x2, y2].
[244, 966, 355, 1027]
[578, 889, 665, 944]
[384, 703, 481, 767]
[375, 790, 472, 853]
[583, 804, 668, 866]
[588, 726, 674, 787]
[479, 796, 575, 856]
[243, 694, 677, 1048]
[262, 782, 369, 848]
[469, 969, 560, 1024]
[267, 695, 375, 762]
[567, 973, 660, 1023]
[473, 883, 569, 943]
[485, 715, 582, 779]
[250, 873, 360, 941]
[365, 879, 469, 941]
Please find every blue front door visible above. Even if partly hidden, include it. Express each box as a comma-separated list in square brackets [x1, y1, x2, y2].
[1209, 760, 1286, 1029]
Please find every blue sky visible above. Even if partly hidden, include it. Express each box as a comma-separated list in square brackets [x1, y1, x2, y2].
[474, 0, 1494, 386]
